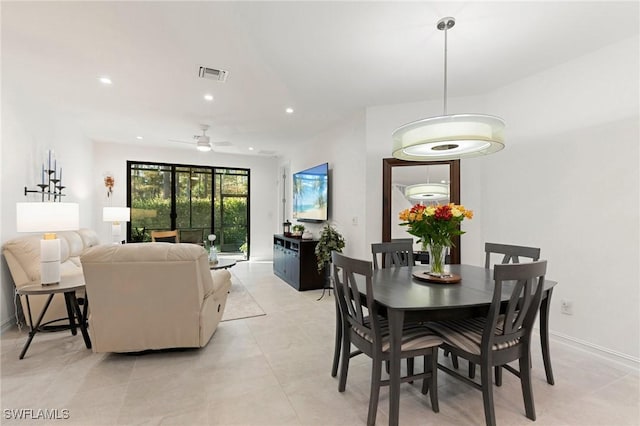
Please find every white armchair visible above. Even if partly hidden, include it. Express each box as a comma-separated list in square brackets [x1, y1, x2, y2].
[80, 243, 231, 353]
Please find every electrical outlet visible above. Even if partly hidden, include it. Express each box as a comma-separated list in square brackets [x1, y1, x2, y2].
[560, 299, 573, 315]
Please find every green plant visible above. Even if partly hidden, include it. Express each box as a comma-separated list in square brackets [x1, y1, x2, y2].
[292, 224, 305, 233]
[314, 223, 345, 273]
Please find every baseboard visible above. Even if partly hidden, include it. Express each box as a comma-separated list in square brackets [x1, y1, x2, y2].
[540, 329, 639, 374]
[1, 315, 16, 334]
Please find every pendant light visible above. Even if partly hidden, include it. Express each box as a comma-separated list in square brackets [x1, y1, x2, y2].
[404, 183, 449, 202]
[392, 17, 505, 161]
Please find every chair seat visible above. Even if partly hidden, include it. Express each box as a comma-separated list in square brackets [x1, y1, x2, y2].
[353, 321, 443, 353]
[427, 317, 519, 355]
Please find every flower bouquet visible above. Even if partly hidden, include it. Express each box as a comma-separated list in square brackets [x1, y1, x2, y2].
[399, 203, 473, 275]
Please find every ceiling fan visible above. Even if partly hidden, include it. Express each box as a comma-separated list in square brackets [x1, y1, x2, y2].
[168, 124, 231, 152]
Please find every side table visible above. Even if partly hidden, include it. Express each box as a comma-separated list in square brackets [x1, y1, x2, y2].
[16, 275, 91, 359]
[209, 258, 237, 270]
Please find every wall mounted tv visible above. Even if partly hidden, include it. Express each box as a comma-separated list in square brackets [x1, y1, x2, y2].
[293, 162, 329, 223]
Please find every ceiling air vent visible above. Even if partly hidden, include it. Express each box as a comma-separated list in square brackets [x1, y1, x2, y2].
[198, 66, 228, 82]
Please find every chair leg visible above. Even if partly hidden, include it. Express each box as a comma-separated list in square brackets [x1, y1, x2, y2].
[451, 353, 459, 369]
[469, 361, 476, 378]
[481, 364, 497, 426]
[367, 359, 383, 426]
[520, 354, 536, 421]
[421, 356, 429, 395]
[429, 350, 439, 413]
[495, 366, 503, 386]
[407, 357, 414, 384]
[331, 299, 342, 378]
[338, 329, 350, 392]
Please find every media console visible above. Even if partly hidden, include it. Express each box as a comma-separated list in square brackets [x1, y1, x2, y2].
[273, 234, 325, 291]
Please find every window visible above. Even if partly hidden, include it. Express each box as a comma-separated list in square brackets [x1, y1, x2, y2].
[127, 161, 250, 258]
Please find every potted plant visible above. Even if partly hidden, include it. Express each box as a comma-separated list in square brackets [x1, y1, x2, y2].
[314, 223, 345, 283]
[292, 224, 305, 237]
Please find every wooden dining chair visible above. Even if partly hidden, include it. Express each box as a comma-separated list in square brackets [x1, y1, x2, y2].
[332, 240, 416, 377]
[477, 243, 542, 384]
[332, 251, 442, 425]
[371, 241, 414, 270]
[450, 242, 543, 380]
[427, 260, 548, 426]
[150, 230, 179, 243]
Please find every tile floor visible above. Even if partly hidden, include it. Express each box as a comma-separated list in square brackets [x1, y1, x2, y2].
[1, 261, 638, 425]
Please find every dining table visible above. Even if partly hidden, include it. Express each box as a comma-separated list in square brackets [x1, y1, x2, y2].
[360, 263, 558, 426]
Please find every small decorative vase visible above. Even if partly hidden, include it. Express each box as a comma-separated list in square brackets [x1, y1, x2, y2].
[428, 243, 448, 275]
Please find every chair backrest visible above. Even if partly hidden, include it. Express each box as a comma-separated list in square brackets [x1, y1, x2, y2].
[151, 230, 179, 243]
[371, 241, 414, 270]
[484, 242, 540, 269]
[332, 251, 381, 346]
[180, 229, 204, 244]
[484, 261, 547, 353]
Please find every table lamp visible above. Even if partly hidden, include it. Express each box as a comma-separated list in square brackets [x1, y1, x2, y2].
[103, 207, 131, 243]
[16, 202, 80, 285]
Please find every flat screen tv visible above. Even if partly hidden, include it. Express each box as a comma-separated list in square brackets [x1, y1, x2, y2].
[293, 162, 329, 222]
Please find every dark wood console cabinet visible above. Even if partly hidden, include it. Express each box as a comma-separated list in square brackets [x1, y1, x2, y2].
[273, 234, 325, 291]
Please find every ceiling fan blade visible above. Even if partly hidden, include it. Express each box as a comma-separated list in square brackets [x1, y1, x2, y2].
[168, 138, 194, 145]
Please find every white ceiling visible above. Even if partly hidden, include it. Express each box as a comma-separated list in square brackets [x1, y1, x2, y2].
[3, 1, 638, 157]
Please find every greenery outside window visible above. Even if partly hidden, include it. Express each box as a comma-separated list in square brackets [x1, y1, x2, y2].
[127, 161, 249, 258]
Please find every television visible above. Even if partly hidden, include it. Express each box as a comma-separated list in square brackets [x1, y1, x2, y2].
[292, 162, 329, 222]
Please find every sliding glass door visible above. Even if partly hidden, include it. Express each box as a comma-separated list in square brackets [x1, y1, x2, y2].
[127, 161, 250, 258]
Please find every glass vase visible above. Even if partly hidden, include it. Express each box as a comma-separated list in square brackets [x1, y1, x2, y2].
[428, 243, 448, 275]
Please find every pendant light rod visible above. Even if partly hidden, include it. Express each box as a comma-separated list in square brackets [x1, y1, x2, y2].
[437, 17, 455, 116]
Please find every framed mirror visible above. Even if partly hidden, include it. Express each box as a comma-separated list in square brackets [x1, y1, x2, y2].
[382, 158, 461, 264]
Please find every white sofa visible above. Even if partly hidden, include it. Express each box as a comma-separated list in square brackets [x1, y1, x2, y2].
[2, 229, 100, 327]
[80, 243, 231, 353]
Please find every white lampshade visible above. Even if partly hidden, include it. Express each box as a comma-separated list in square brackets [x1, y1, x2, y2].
[392, 114, 505, 161]
[16, 202, 79, 232]
[103, 207, 131, 222]
[16, 202, 79, 285]
[404, 183, 449, 202]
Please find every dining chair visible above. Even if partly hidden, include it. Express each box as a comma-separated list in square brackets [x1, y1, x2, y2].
[450, 242, 542, 380]
[371, 241, 414, 270]
[332, 251, 442, 425]
[427, 260, 547, 426]
[332, 240, 416, 377]
[150, 230, 179, 243]
[476, 242, 542, 385]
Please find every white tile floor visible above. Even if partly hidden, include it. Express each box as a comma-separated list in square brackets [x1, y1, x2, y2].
[1, 261, 638, 425]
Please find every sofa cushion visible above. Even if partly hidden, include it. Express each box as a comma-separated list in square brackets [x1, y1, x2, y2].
[59, 231, 85, 257]
[77, 228, 100, 249]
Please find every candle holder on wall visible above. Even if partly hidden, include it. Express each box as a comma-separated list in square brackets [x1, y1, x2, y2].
[24, 150, 66, 202]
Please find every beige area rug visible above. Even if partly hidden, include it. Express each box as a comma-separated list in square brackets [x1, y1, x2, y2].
[221, 278, 266, 322]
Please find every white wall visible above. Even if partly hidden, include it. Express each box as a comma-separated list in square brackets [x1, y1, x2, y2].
[481, 36, 639, 361]
[92, 142, 280, 261]
[279, 111, 367, 259]
[1, 101, 94, 329]
[360, 36, 639, 363]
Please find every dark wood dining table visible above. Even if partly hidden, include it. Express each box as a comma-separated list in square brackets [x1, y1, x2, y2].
[361, 264, 557, 426]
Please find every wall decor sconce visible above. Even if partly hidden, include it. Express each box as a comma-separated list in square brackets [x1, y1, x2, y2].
[24, 150, 66, 201]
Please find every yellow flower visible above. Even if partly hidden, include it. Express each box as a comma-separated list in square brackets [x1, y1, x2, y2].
[425, 206, 436, 216]
[399, 210, 409, 221]
[451, 208, 463, 217]
[464, 210, 474, 219]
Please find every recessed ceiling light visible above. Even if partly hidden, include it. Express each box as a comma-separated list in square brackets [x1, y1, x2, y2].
[99, 76, 112, 85]
[285, 107, 294, 114]
[136, 136, 143, 140]
[248, 147, 254, 151]
[204, 94, 214, 101]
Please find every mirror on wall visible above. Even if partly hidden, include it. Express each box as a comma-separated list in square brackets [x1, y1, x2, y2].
[382, 158, 461, 264]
